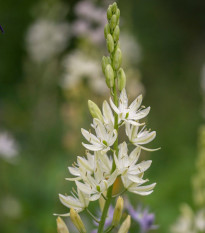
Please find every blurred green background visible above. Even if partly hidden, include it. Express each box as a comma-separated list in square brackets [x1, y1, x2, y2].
[0, 0, 205, 232]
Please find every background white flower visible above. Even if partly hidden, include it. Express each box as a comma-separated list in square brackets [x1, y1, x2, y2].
[26, 20, 70, 62]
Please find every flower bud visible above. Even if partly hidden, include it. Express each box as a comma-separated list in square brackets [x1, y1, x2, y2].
[70, 208, 86, 233]
[116, 9, 120, 21]
[110, 15, 117, 30]
[102, 56, 111, 74]
[112, 196, 124, 227]
[106, 34, 114, 53]
[88, 100, 103, 122]
[117, 68, 126, 91]
[113, 25, 120, 42]
[113, 48, 122, 70]
[57, 217, 69, 233]
[104, 24, 110, 39]
[107, 5, 112, 20]
[118, 215, 131, 233]
[105, 64, 114, 88]
[111, 2, 117, 14]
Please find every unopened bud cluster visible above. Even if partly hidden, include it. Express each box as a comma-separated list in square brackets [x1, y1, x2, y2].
[102, 2, 126, 90]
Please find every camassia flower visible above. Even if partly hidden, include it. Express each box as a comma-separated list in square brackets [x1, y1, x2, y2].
[66, 153, 96, 181]
[66, 151, 113, 181]
[114, 142, 152, 184]
[122, 175, 156, 196]
[76, 162, 118, 201]
[125, 123, 157, 151]
[110, 88, 150, 126]
[58, 188, 90, 215]
[81, 118, 117, 152]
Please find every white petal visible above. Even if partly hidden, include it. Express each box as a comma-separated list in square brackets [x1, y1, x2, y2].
[118, 142, 128, 159]
[125, 123, 131, 138]
[77, 156, 93, 172]
[93, 118, 107, 141]
[68, 167, 80, 176]
[133, 107, 150, 120]
[89, 193, 101, 201]
[59, 194, 82, 209]
[82, 143, 103, 151]
[108, 129, 117, 146]
[53, 212, 70, 217]
[81, 128, 100, 145]
[129, 94, 142, 112]
[107, 170, 118, 187]
[129, 160, 152, 175]
[103, 100, 114, 124]
[133, 131, 156, 145]
[138, 145, 161, 152]
[126, 119, 144, 126]
[129, 147, 141, 164]
[66, 177, 81, 181]
[127, 174, 148, 183]
[119, 88, 128, 111]
[75, 181, 93, 194]
[129, 183, 156, 195]
[109, 97, 120, 114]
[78, 188, 89, 207]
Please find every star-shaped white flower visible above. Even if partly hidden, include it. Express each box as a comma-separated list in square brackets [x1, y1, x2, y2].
[76, 162, 118, 201]
[66, 152, 96, 181]
[66, 151, 113, 181]
[57, 188, 90, 216]
[110, 88, 150, 126]
[122, 174, 156, 196]
[81, 118, 117, 152]
[114, 142, 152, 183]
[125, 123, 157, 151]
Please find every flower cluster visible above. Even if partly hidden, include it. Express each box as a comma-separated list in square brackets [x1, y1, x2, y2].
[56, 2, 158, 233]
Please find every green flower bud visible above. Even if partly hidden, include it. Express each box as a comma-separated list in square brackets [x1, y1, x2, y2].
[113, 48, 122, 70]
[117, 68, 126, 91]
[104, 23, 110, 39]
[107, 5, 112, 20]
[116, 9, 120, 20]
[112, 196, 124, 227]
[106, 34, 114, 53]
[118, 215, 131, 233]
[113, 25, 120, 42]
[110, 15, 117, 30]
[57, 217, 69, 233]
[70, 208, 86, 233]
[105, 64, 114, 88]
[111, 2, 117, 14]
[102, 56, 111, 74]
[88, 100, 103, 122]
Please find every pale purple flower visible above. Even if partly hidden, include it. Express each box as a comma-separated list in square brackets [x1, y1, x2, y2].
[126, 202, 158, 233]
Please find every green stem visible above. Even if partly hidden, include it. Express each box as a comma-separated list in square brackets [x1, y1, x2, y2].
[104, 225, 115, 233]
[97, 81, 119, 233]
[86, 208, 100, 224]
